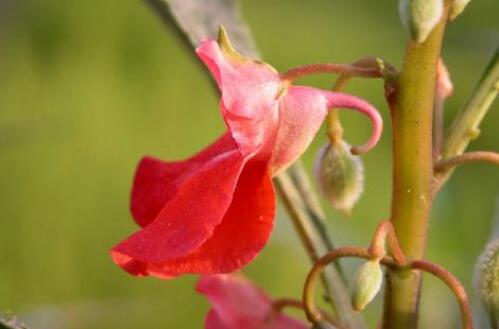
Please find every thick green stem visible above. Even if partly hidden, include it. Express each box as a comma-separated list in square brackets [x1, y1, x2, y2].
[384, 4, 451, 329]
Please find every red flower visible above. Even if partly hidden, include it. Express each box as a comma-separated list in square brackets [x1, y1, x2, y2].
[197, 274, 307, 329]
[111, 30, 382, 278]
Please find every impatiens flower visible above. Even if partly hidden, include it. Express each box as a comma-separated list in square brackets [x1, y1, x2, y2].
[197, 274, 307, 329]
[110, 28, 383, 278]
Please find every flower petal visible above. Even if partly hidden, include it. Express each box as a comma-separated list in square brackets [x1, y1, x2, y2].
[262, 315, 308, 329]
[112, 138, 246, 265]
[270, 86, 382, 174]
[196, 40, 282, 157]
[111, 161, 275, 277]
[130, 133, 236, 227]
[197, 274, 272, 328]
[205, 310, 231, 329]
[198, 274, 308, 329]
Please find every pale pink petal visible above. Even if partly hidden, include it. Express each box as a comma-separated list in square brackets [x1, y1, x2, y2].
[197, 274, 271, 328]
[270, 86, 382, 174]
[261, 315, 308, 329]
[196, 40, 282, 157]
[205, 310, 231, 329]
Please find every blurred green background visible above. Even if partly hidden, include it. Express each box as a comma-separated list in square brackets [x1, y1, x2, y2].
[0, 0, 498, 328]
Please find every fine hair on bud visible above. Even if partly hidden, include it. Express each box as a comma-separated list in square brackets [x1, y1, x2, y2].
[351, 260, 383, 312]
[474, 239, 499, 326]
[315, 141, 365, 215]
[399, 0, 444, 43]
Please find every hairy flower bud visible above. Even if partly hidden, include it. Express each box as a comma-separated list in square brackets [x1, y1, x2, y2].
[351, 260, 383, 311]
[399, 0, 444, 43]
[474, 239, 499, 325]
[315, 141, 364, 215]
[450, 0, 472, 21]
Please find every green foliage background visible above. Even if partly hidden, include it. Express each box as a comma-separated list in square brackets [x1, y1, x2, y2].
[0, 0, 497, 328]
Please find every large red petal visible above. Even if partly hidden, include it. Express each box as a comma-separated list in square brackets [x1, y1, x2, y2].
[130, 133, 235, 227]
[112, 141, 247, 267]
[112, 160, 275, 277]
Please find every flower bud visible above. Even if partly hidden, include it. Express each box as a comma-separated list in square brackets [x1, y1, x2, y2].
[351, 260, 383, 312]
[436, 58, 453, 99]
[449, 0, 472, 21]
[474, 239, 499, 325]
[315, 141, 364, 215]
[399, 0, 444, 43]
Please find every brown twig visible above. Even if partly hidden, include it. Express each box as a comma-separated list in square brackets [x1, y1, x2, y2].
[368, 220, 408, 266]
[434, 151, 499, 173]
[410, 260, 474, 329]
[280, 63, 381, 82]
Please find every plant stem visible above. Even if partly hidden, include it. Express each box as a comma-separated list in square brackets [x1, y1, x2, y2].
[275, 173, 366, 328]
[280, 63, 381, 81]
[434, 47, 499, 192]
[434, 151, 499, 172]
[384, 3, 451, 328]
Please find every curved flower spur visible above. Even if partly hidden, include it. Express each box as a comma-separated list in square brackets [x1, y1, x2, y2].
[110, 28, 383, 279]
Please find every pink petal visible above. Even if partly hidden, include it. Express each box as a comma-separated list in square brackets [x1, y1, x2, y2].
[130, 133, 236, 227]
[111, 161, 275, 278]
[270, 86, 382, 174]
[197, 274, 272, 328]
[205, 310, 231, 329]
[205, 310, 307, 329]
[196, 40, 282, 157]
[198, 274, 308, 329]
[261, 315, 308, 329]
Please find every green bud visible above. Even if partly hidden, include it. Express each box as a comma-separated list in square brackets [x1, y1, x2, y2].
[315, 141, 364, 215]
[399, 0, 444, 43]
[449, 0, 472, 21]
[351, 260, 383, 312]
[474, 239, 499, 326]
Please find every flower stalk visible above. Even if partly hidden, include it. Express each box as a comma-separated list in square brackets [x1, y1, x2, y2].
[385, 1, 452, 328]
[434, 47, 499, 191]
[434, 151, 499, 172]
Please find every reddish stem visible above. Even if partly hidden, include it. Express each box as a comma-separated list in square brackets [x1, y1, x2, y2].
[280, 63, 381, 82]
[434, 151, 499, 172]
[368, 220, 408, 266]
